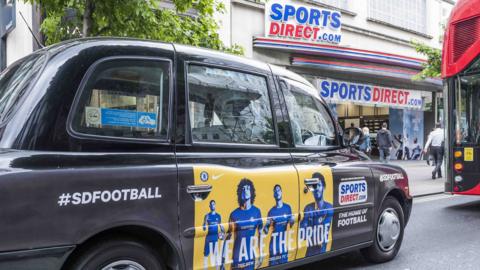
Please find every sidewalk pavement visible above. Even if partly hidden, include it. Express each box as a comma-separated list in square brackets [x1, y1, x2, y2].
[389, 160, 445, 197]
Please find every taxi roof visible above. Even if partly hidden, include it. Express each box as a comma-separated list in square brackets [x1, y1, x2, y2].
[42, 37, 319, 96]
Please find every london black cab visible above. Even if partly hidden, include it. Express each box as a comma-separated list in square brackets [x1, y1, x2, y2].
[0, 38, 411, 270]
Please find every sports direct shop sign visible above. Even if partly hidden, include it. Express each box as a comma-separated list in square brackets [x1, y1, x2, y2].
[317, 79, 424, 110]
[265, 1, 342, 44]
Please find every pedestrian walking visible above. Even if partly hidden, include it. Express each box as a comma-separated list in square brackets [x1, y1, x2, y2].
[425, 128, 436, 166]
[376, 122, 394, 163]
[423, 122, 445, 179]
[348, 122, 358, 143]
[359, 127, 371, 154]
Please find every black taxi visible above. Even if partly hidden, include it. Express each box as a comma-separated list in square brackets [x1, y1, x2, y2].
[0, 38, 411, 270]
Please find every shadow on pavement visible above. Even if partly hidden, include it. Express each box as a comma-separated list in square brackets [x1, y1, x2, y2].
[445, 199, 480, 213]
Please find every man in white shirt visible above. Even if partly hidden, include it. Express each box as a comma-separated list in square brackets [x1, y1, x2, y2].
[423, 123, 445, 179]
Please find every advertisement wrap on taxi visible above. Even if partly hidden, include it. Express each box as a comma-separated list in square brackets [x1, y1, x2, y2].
[265, 0, 342, 44]
[191, 165, 336, 269]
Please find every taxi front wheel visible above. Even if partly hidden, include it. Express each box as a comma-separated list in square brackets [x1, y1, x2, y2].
[69, 238, 165, 270]
[361, 196, 405, 263]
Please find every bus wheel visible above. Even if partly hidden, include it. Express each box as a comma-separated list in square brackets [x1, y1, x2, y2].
[361, 196, 405, 263]
[69, 238, 164, 270]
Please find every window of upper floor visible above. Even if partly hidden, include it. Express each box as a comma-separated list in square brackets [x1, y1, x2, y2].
[368, 0, 427, 35]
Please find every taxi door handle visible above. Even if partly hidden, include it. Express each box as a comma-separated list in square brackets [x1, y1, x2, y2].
[187, 185, 212, 202]
[304, 177, 320, 193]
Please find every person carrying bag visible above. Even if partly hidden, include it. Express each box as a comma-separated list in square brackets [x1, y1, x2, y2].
[359, 127, 371, 154]
[376, 122, 394, 163]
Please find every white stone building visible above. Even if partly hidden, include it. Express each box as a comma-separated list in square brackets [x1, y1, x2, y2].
[0, 1, 40, 69]
[0, 0, 456, 159]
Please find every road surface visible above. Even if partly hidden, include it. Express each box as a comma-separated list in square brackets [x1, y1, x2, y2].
[300, 194, 480, 270]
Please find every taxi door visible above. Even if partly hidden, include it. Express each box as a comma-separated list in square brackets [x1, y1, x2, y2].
[278, 78, 375, 259]
[175, 51, 299, 270]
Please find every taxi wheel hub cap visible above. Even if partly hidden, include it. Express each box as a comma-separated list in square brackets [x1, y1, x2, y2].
[101, 260, 146, 270]
[377, 207, 400, 252]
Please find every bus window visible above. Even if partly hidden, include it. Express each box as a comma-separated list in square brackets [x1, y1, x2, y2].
[454, 73, 480, 145]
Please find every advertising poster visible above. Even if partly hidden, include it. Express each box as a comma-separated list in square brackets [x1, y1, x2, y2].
[389, 109, 424, 160]
[389, 109, 404, 160]
[191, 165, 334, 270]
[403, 109, 424, 160]
[296, 165, 334, 259]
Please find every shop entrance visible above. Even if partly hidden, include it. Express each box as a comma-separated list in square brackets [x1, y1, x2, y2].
[335, 103, 389, 157]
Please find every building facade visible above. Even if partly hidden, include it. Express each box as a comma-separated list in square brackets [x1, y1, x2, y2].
[217, 0, 454, 159]
[0, 1, 40, 69]
[1, 0, 454, 160]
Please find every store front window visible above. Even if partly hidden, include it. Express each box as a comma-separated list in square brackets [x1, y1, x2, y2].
[334, 103, 389, 131]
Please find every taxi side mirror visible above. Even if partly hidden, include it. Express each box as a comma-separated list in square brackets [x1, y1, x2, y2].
[343, 127, 364, 147]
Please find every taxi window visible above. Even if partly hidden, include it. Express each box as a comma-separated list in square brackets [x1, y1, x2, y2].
[0, 53, 45, 123]
[70, 58, 170, 141]
[187, 65, 275, 145]
[280, 78, 337, 147]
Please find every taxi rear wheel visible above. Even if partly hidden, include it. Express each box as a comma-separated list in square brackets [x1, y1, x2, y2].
[69, 238, 164, 270]
[361, 196, 405, 263]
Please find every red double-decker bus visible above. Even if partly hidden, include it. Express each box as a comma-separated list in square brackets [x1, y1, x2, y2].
[443, 0, 480, 194]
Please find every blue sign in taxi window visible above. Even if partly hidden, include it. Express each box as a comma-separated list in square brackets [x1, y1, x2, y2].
[137, 112, 157, 129]
[101, 108, 157, 129]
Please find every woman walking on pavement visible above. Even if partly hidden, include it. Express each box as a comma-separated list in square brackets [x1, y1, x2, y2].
[359, 127, 371, 154]
[423, 122, 445, 179]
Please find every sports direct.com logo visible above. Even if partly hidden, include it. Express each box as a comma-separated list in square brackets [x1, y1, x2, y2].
[57, 187, 162, 207]
[338, 180, 367, 206]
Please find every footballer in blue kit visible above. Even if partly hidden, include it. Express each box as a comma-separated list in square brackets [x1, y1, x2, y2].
[263, 184, 295, 266]
[300, 172, 334, 257]
[203, 200, 224, 269]
[222, 178, 263, 270]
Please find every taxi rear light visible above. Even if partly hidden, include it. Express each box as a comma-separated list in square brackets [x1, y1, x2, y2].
[454, 175, 463, 183]
[454, 163, 463, 172]
[454, 151, 463, 158]
[454, 186, 460, 192]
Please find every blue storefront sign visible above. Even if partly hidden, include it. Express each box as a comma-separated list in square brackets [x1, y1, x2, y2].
[316, 79, 425, 110]
[265, 0, 342, 45]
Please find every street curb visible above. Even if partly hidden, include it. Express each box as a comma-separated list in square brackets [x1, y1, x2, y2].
[412, 191, 444, 198]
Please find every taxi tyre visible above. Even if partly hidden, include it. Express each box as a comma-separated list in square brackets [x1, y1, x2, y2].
[361, 196, 405, 263]
[69, 238, 165, 270]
